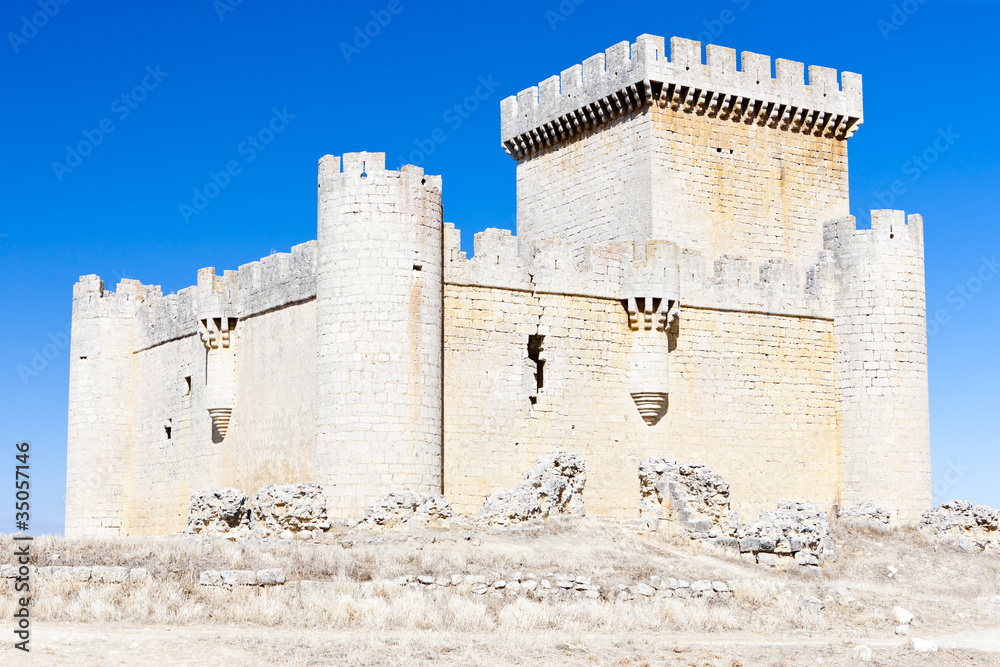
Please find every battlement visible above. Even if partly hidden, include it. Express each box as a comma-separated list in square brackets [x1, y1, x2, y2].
[236, 241, 317, 317]
[71, 241, 318, 352]
[823, 210, 924, 251]
[445, 226, 830, 316]
[501, 34, 863, 160]
[318, 151, 443, 192]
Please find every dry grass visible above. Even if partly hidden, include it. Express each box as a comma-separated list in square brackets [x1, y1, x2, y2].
[2, 521, 1000, 665]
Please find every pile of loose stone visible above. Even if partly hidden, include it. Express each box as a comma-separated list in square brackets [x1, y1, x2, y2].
[919, 500, 1000, 552]
[733, 502, 837, 566]
[189, 452, 587, 537]
[639, 458, 738, 537]
[188, 453, 846, 569]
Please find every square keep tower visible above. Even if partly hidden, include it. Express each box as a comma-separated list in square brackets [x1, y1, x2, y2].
[502, 35, 863, 266]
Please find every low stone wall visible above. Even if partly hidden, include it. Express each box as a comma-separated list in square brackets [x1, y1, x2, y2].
[190, 567, 739, 602]
[199, 568, 286, 588]
[1, 565, 150, 582]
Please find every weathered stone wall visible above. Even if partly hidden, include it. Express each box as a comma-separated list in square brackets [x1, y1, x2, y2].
[66, 243, 322, 537]
[648, 103, 849, 268]
[226, 300, 316, 494]
[515, 111, 654, 256]
[442, 282, 840, 520]
[126, 334, 213, 536]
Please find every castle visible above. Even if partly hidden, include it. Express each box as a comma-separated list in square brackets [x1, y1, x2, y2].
[65, 35, 931, 537]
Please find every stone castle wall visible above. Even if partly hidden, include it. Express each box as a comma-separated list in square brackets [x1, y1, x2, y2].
[65, 31, 931, 535]
[67, 242, 322, 536]
[442, 226, 839, 520]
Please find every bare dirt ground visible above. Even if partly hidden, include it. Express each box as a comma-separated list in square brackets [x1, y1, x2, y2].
[9, 624, 1000, 666]
[3, 519, 1000, 665]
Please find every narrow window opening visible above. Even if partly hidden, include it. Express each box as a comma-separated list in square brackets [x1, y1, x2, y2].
[361, 161, 367, 178]
[185, 376, 192, 396]
[79, 356, 87, 360]
[413, 264, 423, 272]
[528, 335, 545, 406]
[165, 419, 172, 440]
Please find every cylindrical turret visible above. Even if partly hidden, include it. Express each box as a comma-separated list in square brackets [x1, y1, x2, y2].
[825, 209, 931, 523]
[315, 152, 444, 518]
[65, 276, 141, 537]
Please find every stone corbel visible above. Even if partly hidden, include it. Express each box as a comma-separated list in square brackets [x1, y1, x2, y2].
[622, 297, 678, 426]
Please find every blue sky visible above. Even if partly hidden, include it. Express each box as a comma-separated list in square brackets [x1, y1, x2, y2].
[1, 0, 997, 534]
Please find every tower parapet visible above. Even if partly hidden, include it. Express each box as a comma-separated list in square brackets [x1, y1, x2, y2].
[502, 35, 863, 160]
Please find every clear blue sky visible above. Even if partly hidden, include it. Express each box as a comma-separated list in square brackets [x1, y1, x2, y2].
[1, 1, 997, 534]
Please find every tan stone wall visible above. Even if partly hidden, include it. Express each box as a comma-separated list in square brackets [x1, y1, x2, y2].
[515, 104, 849, 268]
[827, 211, 931, 523]
[315, 153, 444, 518]
[443, 284, 840, 521]
[65, 277, 138, 537]
[650, 104, 849, 268]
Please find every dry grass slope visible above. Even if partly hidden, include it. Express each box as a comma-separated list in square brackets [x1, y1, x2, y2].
[2, 519, 999, 665]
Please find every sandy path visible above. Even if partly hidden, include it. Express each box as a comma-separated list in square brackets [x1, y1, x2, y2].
[4, 624, 999, 666]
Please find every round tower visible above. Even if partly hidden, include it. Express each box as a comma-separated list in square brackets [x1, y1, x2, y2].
[825, 209, 931, 523]
[315, 152, 444, 518]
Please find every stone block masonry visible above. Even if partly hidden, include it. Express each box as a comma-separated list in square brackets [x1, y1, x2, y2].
[65, 32, 931, 536]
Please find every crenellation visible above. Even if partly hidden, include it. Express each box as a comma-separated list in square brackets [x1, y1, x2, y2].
[502, 34, 863, 160]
